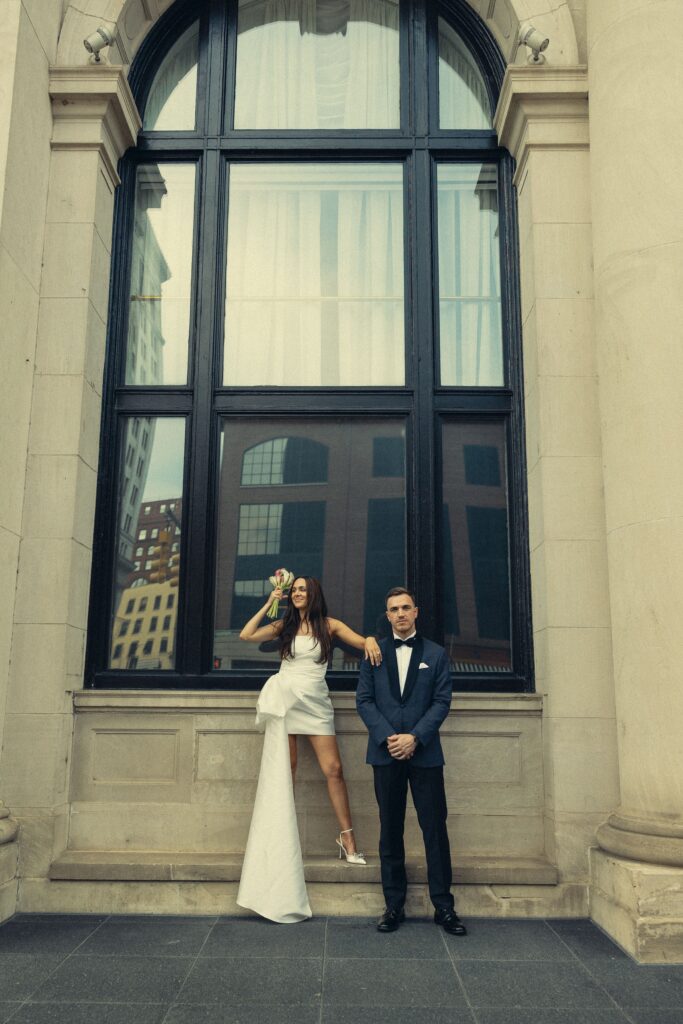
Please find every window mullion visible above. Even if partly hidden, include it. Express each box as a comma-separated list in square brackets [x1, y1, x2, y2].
[178, 148, 222, 675]
[410, 148, 439, 641]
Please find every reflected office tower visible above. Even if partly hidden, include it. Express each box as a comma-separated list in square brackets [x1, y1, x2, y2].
[114, 416, 156, 593]
[126, 165, 170, 387]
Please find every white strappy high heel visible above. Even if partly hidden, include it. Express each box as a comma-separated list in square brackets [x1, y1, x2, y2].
[336, 827, 367, 865]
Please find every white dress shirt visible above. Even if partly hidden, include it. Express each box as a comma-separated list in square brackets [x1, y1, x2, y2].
[393, 631, 417, 695]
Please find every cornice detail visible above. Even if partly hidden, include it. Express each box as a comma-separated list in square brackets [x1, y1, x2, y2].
[494, 66, 589, 184]
[49, 65, 142, 186]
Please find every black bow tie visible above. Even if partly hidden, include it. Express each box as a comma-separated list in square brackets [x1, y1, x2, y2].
[394, 636, 416, 648]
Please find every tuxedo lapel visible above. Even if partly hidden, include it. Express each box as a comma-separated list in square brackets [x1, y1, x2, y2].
[401, 638, 424, 705]
[383, 639, 402, 704]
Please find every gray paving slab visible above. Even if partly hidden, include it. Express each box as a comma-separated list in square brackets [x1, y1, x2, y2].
[455, 960, 614, 1009]
[30, 954, 193, 1004]
[164, 1006, 321, 1024]
[76, 916, 215, 957]
[323, 956, 467, 1007]
[585, 960, 683, 1009]
[444, 919, 573, 961]
[624, 1011, 683, 1024]
[200, 917, 326, 958]
[0, 957, 64, 1001]
[0, 916, 106, 957]
[322, 1009, 477, 1024]
[475, 1011, 630, 1024]
[177, 956, 322, 1005]
[9, 1003, 169, 1023]
[546, 920, 631, 962]
[325, 916, 448, 959]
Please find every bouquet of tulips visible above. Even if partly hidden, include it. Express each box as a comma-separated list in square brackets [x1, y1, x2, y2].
[266, 567, 295, 619]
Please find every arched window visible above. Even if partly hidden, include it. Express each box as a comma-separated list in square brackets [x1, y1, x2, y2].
[87, 0, 532, 691]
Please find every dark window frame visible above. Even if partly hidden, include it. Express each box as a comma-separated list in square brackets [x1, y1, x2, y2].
[86, 0, 533, 692]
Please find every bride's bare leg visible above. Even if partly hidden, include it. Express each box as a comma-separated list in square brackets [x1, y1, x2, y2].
[307, 734, 358, 854]
[288, 735, 298, 785]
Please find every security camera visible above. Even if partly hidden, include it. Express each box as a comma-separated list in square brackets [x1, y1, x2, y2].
[518, 22, 550, 64]
[83, 26, 115, 62]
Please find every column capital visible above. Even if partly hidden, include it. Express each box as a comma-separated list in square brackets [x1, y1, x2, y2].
[49, 65, 141, 187]
[494, 66, 588, 184]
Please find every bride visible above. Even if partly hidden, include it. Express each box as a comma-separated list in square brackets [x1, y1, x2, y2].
[237, 575, 381, 923]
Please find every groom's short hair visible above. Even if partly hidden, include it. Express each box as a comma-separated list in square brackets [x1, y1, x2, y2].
[385, 586, 417, 606]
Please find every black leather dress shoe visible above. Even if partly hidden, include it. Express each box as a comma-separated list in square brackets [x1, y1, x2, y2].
[377, 908, 405, 932]
[434, 909, 467, 935]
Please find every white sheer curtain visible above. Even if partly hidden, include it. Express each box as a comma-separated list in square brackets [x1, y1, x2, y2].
[437, 165, 503, 386]
[143, 22, 199, 131]
[234, 0, 399, 129]
[438, 18, 492, 130]
[224, 164, 404, 386]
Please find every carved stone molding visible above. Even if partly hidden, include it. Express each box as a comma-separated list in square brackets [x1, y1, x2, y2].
[0, 804, 19, 847]
[494, 65, 588, 183]
[49, 65, 141, 187]
[597, 811, 683, 869]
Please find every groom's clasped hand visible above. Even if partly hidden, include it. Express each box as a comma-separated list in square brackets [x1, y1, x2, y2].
[386, 733, 416, 760]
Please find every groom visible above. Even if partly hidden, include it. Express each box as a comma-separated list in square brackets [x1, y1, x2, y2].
[356, 587, 466, 935]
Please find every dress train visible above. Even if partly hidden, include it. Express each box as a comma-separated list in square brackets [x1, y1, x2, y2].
[236, 673, 312, 923]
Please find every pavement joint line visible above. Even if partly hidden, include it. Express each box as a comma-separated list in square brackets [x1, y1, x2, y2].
[543, 917, 637, 1022]
[319, 915, 328, 1024]
[438, 916, 481, 1024]
[6, 911, 112, 1017]
[160, 915, 219, 1024]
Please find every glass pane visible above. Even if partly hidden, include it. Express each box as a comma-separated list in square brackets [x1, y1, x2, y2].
[143, 21, 199, 131]
[437, 163, 503, 386]
[224, 163, 404, 386]
[441, 420, 511, 672]
[110, 418, 185, 670]
[438, 18, 491, 130]
[234, 0, 399, 129]
[125, 164, 196, 386]
[213, 418, 406, 671]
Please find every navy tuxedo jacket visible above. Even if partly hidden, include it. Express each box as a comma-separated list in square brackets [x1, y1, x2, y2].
[356, 635, 452, 767]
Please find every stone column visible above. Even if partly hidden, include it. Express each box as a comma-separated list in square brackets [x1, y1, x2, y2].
[495, 67, 619, 910]
[1, 65, 140, 905]
[586, 0, 683, 962]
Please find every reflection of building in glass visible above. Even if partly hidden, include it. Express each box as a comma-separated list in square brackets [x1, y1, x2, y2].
[110, 581, 179, 670]
[110, 497, 182, 669]
[213, 420, 512, 674]
[126, 165, 170, 386]
[127, 498, 182, 587]
[213, 423, 406, 670]
[442, 422, 511, 671]
[115, 416, 155, 594]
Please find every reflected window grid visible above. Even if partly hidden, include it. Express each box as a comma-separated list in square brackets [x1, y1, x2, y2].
[237, 504, 283, 555]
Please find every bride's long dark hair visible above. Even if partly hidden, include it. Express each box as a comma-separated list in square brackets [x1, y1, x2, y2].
[280, 576, 331, 664]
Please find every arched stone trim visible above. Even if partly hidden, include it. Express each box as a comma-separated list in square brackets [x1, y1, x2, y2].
[56, 0, 579, 70]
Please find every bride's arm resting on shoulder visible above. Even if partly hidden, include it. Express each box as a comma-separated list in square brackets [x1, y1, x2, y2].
[327, 618, 382, 666]
[239, 588, 285, 642]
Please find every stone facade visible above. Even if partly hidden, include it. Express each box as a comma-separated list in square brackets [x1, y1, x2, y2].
[0, 0, 681, 962]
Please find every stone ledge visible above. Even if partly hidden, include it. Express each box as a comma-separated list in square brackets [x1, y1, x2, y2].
[49, 851, 558, 885]
[72, 690, 544, 716]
